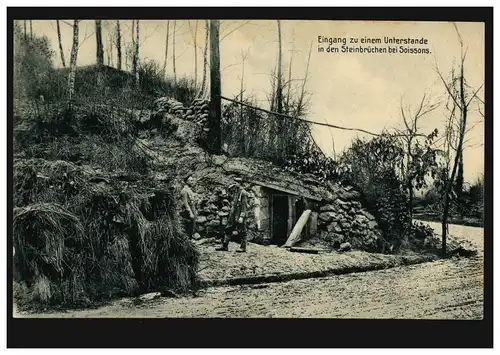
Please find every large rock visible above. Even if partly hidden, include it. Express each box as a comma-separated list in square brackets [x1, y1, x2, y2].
[335, 199, 350, 209]
[326, 222, 342, 233]
[340, 221, 351, 230]
[319, 211, 338, 223]
[320, 204, 336, 212]
[355, 215, 368, 224]
[361, 210, 376, 221]
[339, 242, 352, 252]
[196, 216, 207, 224]
[206, 219, 221, 227]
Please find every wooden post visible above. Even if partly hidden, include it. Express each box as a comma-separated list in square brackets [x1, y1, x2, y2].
[209, 19, 222, 153]
[269, 194, 274, 243]
[283, 209, 312, 248]
[287, 196, 294, 235]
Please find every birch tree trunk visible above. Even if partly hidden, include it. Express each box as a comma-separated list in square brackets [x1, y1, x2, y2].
[276, 20, 283, 114]
[199, 20, 209, 99]
[67, 20, 80, 108]
[163, 20, 170, 77]
[56, 20, 66, 68]
[172, 20, 177, 85]
[135, 20, 140, 86]
[116, 20, 122, 70]
[297, 41, 312, 117]
[131, 20, 137, 80]
[190, 20, 198, 90]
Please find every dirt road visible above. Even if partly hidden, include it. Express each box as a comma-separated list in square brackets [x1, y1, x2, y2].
[16, 222, 484, 319]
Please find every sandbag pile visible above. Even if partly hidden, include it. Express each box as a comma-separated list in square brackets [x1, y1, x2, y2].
[183, 99, 210, 126]
[153, 97, 187, 116]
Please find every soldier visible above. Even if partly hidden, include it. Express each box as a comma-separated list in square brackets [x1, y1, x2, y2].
[216, 181, 249, 252]
[180, 175, 197, 238]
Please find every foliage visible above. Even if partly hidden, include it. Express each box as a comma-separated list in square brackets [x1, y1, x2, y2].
[340, 134, 410, 246]
[411, 221, 435, 241]
[401, 128, 439, 191]
[282, 145, 348, 182]
[419, 174, 484, 222]
[221, 96, 312, 166]
[13, 21, 59, 101]
[137, 59, 198, 106]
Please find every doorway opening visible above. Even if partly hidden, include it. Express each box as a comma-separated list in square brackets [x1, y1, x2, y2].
[271, 195, 289, 246]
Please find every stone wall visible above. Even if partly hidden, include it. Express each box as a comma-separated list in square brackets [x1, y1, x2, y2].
[187, 180, 268, 244]
[316, 198, 381, 252]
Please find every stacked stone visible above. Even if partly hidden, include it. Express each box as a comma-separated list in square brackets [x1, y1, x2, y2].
[194, 187, 233, 238]
[153, 97, 186, 116]
[184, 99, 210, 125]
[317, 198, 381, 252]
[192, 183, 266, 243]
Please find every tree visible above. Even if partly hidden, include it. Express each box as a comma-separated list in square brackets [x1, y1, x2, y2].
[56, 20, 66, 68]
[188, 20, 199, 90]
[435, 24, 484, 256]
[67, 20, 80, 108]
[395, 94, 439, 243]
[197, 20, 210, 99]
[131, 20, 138, 82]
[24, 21, 27, 41]
[275, 20, 284, 114]
[162, 20, 170, 77]
[208, 19, 221, 153]
[30, 20, 33, 40]
[135, 20, 140, 85]
[172, 20, 177, 85]
[95, 20, 104, 66]
[297, 41, 313, 117]
[340, 134, 409, 247]
[106, 31, 114, 67]
[116, 20, 122, 70]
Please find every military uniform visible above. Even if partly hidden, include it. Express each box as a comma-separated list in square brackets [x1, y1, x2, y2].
[218, 186, 249, 252]
[180, 184, 197, 237]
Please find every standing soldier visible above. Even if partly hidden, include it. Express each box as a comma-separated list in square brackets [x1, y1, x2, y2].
[180, 175, 198, 238]
[216, 180, 249, 252]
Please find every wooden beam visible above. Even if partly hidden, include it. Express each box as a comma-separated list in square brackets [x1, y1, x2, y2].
[283, 209, 312, 248]
[288, 246, 325, 254]
[251, 179, 322, 202]
[287, 196, 294, 235]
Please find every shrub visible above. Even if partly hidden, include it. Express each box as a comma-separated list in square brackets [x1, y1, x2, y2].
[13, 22, 57, 101]
[221, 97, 313, 165]
[13, 177, 199, 307]
[340, 134, 411, 248]
[411, 221, 435, 241]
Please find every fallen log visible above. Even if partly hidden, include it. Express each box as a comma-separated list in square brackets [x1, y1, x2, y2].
[283, 209, 311, 248]
[288, 247, 325, 254]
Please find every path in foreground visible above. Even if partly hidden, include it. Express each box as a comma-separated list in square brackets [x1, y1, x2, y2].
[17, 222, 484, 319]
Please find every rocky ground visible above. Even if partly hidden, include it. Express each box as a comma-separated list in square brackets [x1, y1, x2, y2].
[14, 221, 484, 319]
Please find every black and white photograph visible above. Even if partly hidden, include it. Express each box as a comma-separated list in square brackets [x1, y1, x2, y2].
[7, 7, 492, 346]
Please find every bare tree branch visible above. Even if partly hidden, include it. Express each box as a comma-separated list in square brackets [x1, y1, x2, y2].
[220, 20, 252, 41]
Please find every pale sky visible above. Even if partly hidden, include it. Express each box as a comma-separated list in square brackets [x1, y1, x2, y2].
[25, 20, 485, 182]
